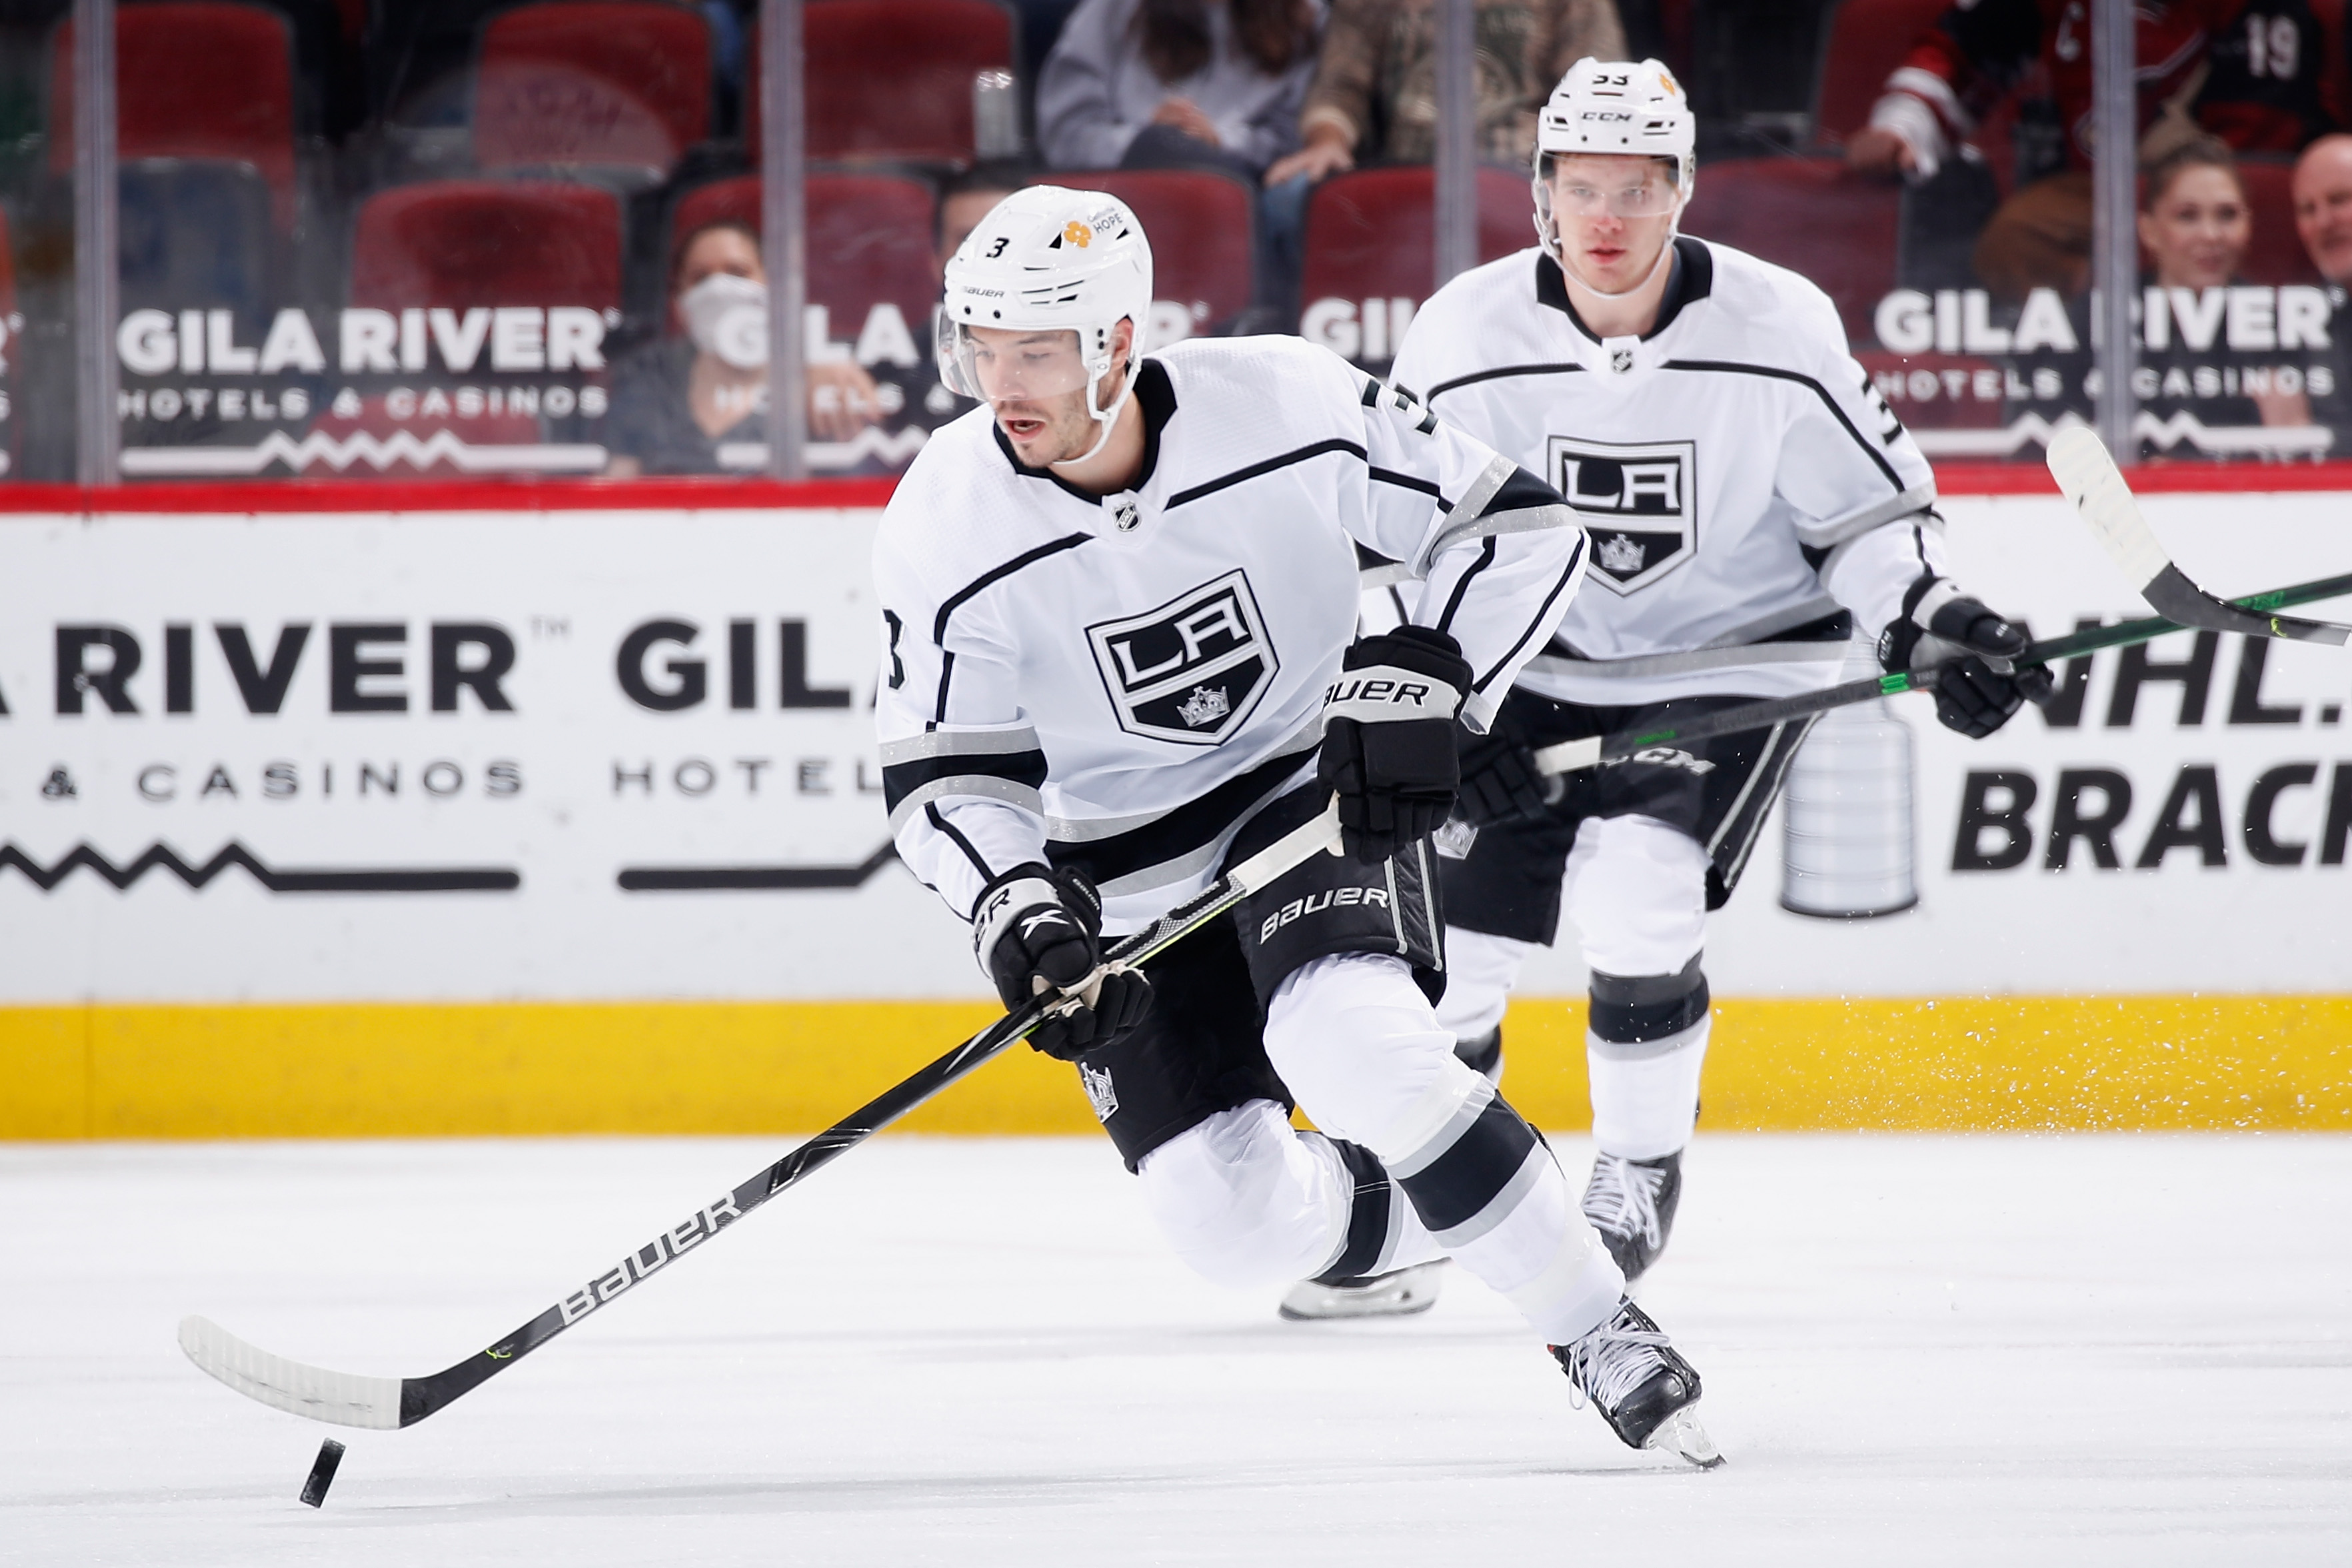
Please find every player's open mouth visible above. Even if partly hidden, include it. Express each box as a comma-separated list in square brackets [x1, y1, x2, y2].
[998, 412, 1048, 442]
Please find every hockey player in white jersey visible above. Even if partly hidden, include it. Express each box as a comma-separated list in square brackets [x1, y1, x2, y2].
[1284, 61, 2048, 1318]
[874, 183, 1720, 1465]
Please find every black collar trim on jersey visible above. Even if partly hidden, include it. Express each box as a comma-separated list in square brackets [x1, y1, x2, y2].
[988, 359, 1177, 503]
[1534, 236, 1714, 343]
[1166, 436, 1366, 510]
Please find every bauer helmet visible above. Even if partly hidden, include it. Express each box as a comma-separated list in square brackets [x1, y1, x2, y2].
[1532, 59, 1696, 269]
[937, 186, 1154, 460]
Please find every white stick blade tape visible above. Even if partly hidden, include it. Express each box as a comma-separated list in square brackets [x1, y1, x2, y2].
[178, 1316, 403, 1430]
[1533, 736, 1604, 777]
[2045, 427, 2170, 589]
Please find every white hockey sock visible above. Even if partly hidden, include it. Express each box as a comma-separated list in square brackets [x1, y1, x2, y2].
[1266, 953, 1622, 1345]
[1588, 1012, 1710, 1161]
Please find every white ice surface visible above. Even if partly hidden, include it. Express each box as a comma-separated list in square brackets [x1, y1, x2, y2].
[5, 1134, 2349, 1565]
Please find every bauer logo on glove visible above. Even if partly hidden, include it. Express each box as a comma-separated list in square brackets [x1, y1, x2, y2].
[1317, 626, 1475, 864]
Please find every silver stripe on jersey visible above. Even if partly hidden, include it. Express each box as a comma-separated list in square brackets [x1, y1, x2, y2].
[1044, 718, 1322, 844]
[1092, 758, 1320, 901]
[1418, 454, 1514, 571]
[886, 774, 1046, 833]
[879, 726, 1044, 764]
[1799, 482, 1939, 549]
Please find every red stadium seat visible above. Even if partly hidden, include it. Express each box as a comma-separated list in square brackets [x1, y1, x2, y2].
[666, 173, 938, 347]
[51, 2, 299, 229]
[2233, 157, 2325, 286]
[1813, 0, 1951, 145]
[473, 1, 712, 179]
[351, 180, 623, 309]
[1684, 157, 1899, 345]
[1300, 165, 1532, 335]
[1076, 170, 1256, 334]
[748, 0, 1017, 165]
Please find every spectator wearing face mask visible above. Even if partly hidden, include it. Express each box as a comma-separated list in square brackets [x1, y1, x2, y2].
[604, 219, 884, 476]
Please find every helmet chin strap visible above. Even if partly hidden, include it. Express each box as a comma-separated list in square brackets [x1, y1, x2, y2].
[1052, 331, 1142, 472]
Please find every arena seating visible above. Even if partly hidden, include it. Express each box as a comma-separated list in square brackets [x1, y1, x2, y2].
[473, 1, 712, 180]
[351, 179, 623, 309]
[1299, 165, 1532, 337]
[1812, 0, 1949, 147]
[666, 173, 938, 348]
[1084, 170, 1256, 335]
[748, 0, 1018, 165]
[51, 2, 300, 230]
[1684, 156, 1899, 345]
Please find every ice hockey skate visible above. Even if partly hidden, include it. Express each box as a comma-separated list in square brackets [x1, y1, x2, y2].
[1277, 1261, 1446, 1321]
[1582, 1151, 1682, 1282]
[1551, 1298, 1721, 1468]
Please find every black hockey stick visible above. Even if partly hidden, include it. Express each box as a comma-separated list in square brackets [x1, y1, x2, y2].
[1522, 566, 2352, 780]
[179, 801, 1345, 1430]
[2046, 426, 2352, 646]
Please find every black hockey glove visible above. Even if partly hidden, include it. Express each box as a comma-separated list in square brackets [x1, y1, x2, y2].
[1454, 712, 1552, 828]
[971, 863, 1152, 1062]
[1879, 576, 2057, 740]
[1316, 626, 1475, 863]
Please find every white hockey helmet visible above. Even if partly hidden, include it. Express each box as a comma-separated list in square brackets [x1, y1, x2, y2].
[937, 185, 1154, 457]
[1532, 58, 1697, 264]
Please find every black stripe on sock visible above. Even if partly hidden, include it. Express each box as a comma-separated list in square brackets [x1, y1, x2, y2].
[1396, 1096, 1539, 1233]
[1312, 1139, 1396, 1284]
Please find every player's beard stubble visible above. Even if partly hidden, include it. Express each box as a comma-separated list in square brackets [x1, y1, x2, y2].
[992, 387, 1100, 467]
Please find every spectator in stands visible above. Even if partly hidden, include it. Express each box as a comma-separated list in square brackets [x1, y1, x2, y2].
[1846, 1, 2333, 302]
[604, 218, 882, 476]
[2292, 133, 2352, 285]
[1038, 0, 1323, 179]
[1262, 0, 1623, 187]
[2135, 139, 2309, 435]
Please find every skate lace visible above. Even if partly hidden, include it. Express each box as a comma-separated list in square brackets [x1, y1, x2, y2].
[1556, 1319, 1673, 1414]
[1584, 1155, 1666, 1248]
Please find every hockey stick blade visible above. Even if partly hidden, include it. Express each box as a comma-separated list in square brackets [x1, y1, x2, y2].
[178, 801, 1344, 1429]
[178, 1316, 403, 1429]
[2046, 427, 2350, 645]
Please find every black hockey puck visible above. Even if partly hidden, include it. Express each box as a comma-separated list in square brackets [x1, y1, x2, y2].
[299, 1438, 345, 1508]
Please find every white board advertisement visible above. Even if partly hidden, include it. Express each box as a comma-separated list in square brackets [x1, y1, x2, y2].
[1, 493, 2347, 1002]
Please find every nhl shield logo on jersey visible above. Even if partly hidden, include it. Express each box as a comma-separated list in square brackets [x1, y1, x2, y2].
[1546, 435, 1697, 595]
[1086, 570, 1277, 745]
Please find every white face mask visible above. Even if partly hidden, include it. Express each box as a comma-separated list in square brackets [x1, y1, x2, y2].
[678, 273, 768, 368]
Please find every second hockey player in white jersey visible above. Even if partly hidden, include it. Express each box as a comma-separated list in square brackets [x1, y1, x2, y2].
[874, 183, 1720, 1465]
[1285, 61, 2049, 1318]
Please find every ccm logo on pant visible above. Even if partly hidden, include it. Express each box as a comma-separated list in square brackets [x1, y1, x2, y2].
[1260, 885, 1388, 943]
[556, 1193, 742, 1325]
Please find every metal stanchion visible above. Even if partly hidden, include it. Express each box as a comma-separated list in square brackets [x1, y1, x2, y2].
[72, 0, 119, 488]
[761, 0, 808, 480]
[2092, 0, 2137, 465]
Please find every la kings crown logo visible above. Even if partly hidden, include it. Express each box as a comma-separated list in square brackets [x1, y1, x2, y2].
[1546, 436, 1698, 595]
[1086, 570, 1276, 745]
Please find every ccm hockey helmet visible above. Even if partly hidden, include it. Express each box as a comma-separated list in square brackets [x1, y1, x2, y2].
[1532, 59, 1697, 269]
[937, 185, 1154, 459]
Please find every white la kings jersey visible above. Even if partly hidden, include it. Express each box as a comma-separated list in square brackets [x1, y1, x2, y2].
[873, 335, 1586, 931]
[1392, 239, 1946, 707]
